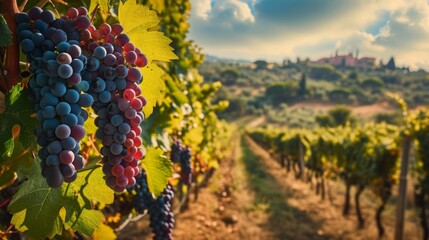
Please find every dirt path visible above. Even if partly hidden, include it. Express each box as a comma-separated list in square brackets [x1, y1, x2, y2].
[120, 130, 420, 239]
[173, 133, 271, 239]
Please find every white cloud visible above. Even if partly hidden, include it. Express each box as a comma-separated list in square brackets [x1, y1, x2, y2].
[189, 0, 429, 69]
[191, 0, 212, 20]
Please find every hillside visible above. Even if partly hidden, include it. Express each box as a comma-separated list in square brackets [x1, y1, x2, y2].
[199, 59, 429, 127]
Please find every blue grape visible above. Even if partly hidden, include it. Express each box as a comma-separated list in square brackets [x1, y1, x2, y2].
[111, 114, 123, 127]
[51, 82, 67, 97]
[78, 94, 94, 107]
[44, 60, 60, 77]
[93, 46, 107, 60]
[43, 106, 56, 118]
[62, 114, 78, 126]
[28, 6, 43, 20]
[61, 137, 77, 150]
[64, 89, 80, 103]
[98, 91, 111, 103]
[58, 64, 73, 78]
[19, 30, 33, 42]
[20, 39, 35, 52]
[56, 102, 71, 116]
[15, 12, 29, 24]
[51, 29, 67, 45]
[57, 42, 70, 53]
[40, 10, 55, 23]
[34, 19, 48, 33]
[46, 155, 60, 167]
[71, 59, 84, 73]
[47, 141, 63, 154]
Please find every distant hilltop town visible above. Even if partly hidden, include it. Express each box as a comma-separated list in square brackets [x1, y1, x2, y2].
[312, 51, 376, 68]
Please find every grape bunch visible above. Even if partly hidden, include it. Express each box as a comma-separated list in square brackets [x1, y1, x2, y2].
[127, 171, 154, 214]
[170, 138, 182, 163]
[179, 147, 192, 185]
[16, 6, 92, 187]
[78, 21, 148, 192]
[170, 139, 192, 185]
[148, 184, 175, 240]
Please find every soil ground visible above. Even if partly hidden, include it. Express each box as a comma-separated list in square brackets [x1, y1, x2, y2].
[120, 129, 421, 240]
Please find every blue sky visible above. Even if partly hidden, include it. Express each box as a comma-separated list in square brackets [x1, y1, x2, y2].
[189, 0, 429, 69]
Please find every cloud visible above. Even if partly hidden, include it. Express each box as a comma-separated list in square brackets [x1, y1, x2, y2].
[191, 0, 212, 20]
[189, 0, 429, 69]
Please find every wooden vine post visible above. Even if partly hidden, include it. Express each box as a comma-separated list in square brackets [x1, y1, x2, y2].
[299, 139, 305, 180]
[394, 135, 411, 240]
[1, 0, 20, 93]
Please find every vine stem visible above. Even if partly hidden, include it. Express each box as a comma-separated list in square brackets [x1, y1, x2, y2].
[0, 196, 12, 208]
[90, 5, 99, 22]
[1, 0, 20, 94]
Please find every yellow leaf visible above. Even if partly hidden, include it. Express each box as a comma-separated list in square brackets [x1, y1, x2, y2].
[118, 0, 178, 62]
[93, 222, 116, 240]
[89, 0, 110, 15]
[140, 64, 166, 117]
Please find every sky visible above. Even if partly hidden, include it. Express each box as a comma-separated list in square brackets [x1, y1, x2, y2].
[188, 0, 429, 70]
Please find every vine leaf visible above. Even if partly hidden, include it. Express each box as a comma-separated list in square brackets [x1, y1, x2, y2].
[70, 166, 114, 205]
[142, 147, 173, 197]
[118, 1, 177, 62]
[118, 0, 177, 117]
[140, 64, 166, 117]
[89, 0, 110, 15]
[8, 161, 64, 240]
[8, 161, 113, 239]
[0, 14, 12, 47]
[0, 85, 37, 159]
[93, 223, 116, 240]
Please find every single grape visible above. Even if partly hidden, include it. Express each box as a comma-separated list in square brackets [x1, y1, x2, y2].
[66, 7, 79, 19]
[111, 23, 124, 36]
[20, 39, 35, 52]
[46, 166, 64, 188]
[55, 124, 71, 139]
[56, 102, 71, 116]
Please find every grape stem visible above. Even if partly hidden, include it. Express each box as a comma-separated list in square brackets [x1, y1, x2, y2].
[35, 0, 49, 8]
[47, 0, 60, 18]
[114, 212, 148, 233]
[18, 0, 28, 11]
[0, 196, 12, 208]
[1, 0, 20, 94]
[90, 5, 99, 22]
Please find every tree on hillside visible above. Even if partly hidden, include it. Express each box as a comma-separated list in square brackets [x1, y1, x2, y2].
[298, 72, 307, 97]
[309, 65, 342, 81]
[254, 60, 268, 70]
[361, 77, 384, 90]
[220, 68, 240, 85]
[386, 57, 396, 70]
[315, 105, 355, 127]
[265, 81, 298, 106]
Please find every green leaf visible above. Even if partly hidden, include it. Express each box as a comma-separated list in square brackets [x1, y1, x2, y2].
[0, 14, 12, 47]
[165, 77, 188, 105]
[118, 1, 177, 62]
[8, 161, 64, 240]
[141, 64, 166, 117]
[89, 0, 110, 14]
[142, 147, 173, 197]
[66, 208, 104, 236]
[0, 128, 15, 159]
[0, 85, 38, 151]
[9, 160, 112, 239]
[0, 170, 16, 191]
[70, 166, 114, 205]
